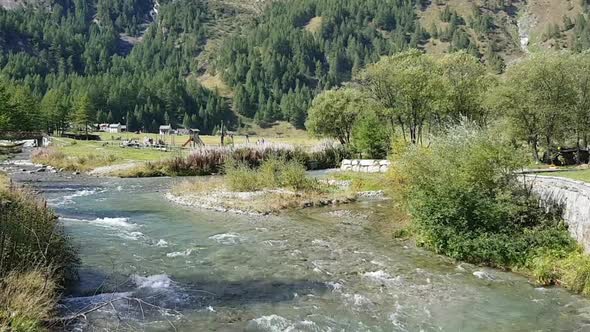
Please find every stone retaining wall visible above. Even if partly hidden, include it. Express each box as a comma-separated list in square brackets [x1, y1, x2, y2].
[340, 159, 390, 173]
[526, 175, 590, 252]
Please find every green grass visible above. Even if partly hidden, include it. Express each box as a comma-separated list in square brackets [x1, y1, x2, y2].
[550, 169, 590, 183]
[53, 137, 177, 163]
[95, 121, 320, 147]
[330, 171, 389, 192]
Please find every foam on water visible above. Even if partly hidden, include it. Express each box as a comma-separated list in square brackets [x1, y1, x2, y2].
[166, 249, 192, 257]
[119, 231, 145, 241]
[88, 217, 136, 229]
[155, 239, 169, 247]
[131, 274, 173, 289]
[342, 293, 375, 311]
[246, 315, 323, 332]
[363, 270, 402, 286]
[209, 232, 245, 245]
[325, 281, 344, 292]
[473, 271, 495, 281]
[49, 188, 101, 206]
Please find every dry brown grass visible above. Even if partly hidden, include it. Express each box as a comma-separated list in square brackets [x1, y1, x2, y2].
[195, 72, 233, 97]
[230, 190, 356, 214]
[32, 148, 119, 172]
[0, 270, 57, 331]
[304, 16, 323, 33]
[172, 177, 225, 195]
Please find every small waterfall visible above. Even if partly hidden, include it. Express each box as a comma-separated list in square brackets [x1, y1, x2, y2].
[526, 175, 590, 252]
[517, 12, 533, 53]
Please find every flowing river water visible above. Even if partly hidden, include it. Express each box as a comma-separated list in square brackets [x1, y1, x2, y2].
[4, 154, 590, 331]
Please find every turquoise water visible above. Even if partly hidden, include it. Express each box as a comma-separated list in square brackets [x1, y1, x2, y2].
[9, 165, 590, 331]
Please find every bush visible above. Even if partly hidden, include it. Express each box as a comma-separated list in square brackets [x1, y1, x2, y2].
[390, 125, 577, 268]
[224, 159, 262, 192]
[352, 111, 389, 159]
[152, 142, 350, 177]
[224, 158, 319, 192]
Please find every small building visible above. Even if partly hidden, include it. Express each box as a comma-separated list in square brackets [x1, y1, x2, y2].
[159, 125, 172, 135]
[99, 123, 109, 132]
[108, 123, 122, 133]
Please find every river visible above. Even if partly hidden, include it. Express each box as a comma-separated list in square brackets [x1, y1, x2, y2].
[3, 153, 590, 331]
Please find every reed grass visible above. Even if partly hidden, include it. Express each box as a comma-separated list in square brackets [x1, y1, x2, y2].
[123, 141, 349, 177]
[0, 172, 78, 330]
[32, 148, 119, 171]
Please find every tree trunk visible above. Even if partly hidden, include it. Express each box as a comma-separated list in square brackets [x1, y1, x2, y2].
[531, 139, 540, 163]
[546, 135, 553, 164]
[576, 129, 582, 165]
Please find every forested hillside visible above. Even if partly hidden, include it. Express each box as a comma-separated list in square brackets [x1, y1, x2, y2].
[0, 0, 233, 134]
[2, 0, 590, 135]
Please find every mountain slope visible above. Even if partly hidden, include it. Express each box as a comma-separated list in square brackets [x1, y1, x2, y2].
[0, 0, 589, 135]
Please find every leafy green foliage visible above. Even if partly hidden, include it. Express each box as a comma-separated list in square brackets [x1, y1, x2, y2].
[306, 88, 372, 144]
[390, 125, 577, 268]
[352, 110, 389, 159]
[490, 52, 589, 163]
[362, 50, 491, 144]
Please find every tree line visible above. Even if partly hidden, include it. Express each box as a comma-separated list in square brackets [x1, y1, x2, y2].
[307, 50, 590, 163]
[0, 0, 233, 134]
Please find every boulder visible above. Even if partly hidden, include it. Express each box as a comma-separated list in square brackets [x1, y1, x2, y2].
[340, 164, 353, 171]
[379, 160, 391, 166]
[367, 165, 381, 173]
[359, 160, 375, 166]
[341, 159, 352, 165]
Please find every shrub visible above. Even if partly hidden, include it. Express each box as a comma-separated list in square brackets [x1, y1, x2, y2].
[224, 158, 318, 192]
[390, 124, 577, 268]
[0, 172, 78, 329]
[224, 159, 262, 192]
[152, 142, 349, 177]
[352, 110, 389, 159]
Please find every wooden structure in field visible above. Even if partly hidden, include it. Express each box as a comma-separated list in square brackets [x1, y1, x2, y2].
[182, 129, 204, 148]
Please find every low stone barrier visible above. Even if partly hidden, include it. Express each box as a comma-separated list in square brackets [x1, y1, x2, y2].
[340, 159, 390, 173]
[525, 175, 590, 252]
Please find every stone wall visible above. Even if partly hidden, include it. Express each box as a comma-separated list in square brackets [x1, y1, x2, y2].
[340, 159, 390, 173]
[526, 175, 590, 252]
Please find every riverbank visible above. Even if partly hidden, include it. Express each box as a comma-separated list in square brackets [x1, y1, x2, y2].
[0, 171, 78, 330]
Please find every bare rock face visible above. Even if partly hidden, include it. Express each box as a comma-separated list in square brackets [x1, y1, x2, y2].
[526, 175, 590, 252]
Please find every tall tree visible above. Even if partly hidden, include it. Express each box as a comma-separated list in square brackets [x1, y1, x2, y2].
[362, 50, 443, 144]
[73, 94, 94, 137]
[306, 88, 374, 144]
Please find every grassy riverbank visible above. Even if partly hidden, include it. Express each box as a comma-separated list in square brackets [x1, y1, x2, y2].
[0, 172, 78, 330]
[550, 169, 590, 183]
[33, 135, 335, 175]
[170, 159, 362, 215]
[115, 142, 348, 177]
[386, 126, 590, 295]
